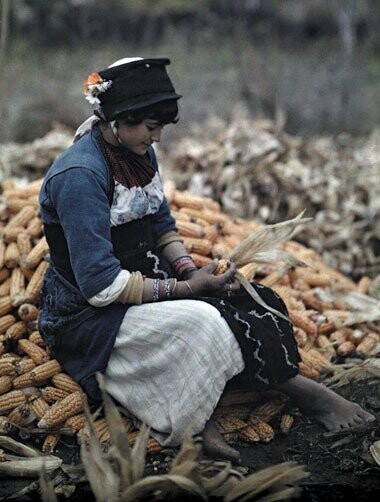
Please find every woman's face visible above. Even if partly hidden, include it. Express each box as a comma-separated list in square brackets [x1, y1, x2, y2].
[116, 119, 164, 155]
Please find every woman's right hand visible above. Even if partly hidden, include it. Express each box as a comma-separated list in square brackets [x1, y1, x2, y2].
[186, 261, 240, 297]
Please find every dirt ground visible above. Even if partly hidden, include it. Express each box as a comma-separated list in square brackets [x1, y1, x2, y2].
[0, 377, 379, 501]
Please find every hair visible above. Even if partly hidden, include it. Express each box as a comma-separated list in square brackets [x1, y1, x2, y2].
[115, 99, 179, 126]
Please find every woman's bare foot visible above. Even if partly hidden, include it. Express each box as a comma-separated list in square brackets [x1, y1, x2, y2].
[202, 418, 242, 465]
[278, 375, 376, 432]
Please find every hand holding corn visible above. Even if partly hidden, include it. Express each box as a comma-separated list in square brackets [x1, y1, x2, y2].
[186, 260, 240, 297]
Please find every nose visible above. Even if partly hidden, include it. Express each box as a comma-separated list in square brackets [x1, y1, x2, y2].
[151, 127, 162, 143]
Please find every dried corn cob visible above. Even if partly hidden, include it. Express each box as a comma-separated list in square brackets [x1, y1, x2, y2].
[51, 373, 81, 394]
[298, 348, 333, 374]
[215, 416, 247, 434]
[17, 303, 39, 322]
[126, 431, 162, 453]
[179, 207, 228, 224]
[42, 434, 60, 454]
[0, 314, 17, 334]
[24, 260, 49, 303]
[12, 372, 34, 389]
[30, 397, 50, 419]
[0, 390, 26, 413]
[38, 391, 85, 428]
[0, 416, 12, 434]
[298, 361, 320, 379]
[0, 268, 10, 283]
[26, 217, 43, 238]
[213, 404, 251, 420]
[17, 232, 32, 268]
[30, 359, 61, 384]
[176, 220, 206, 238]
[249, 398, 286, 423]
[18, 339, 49, 366]
[213, 259, 229, 275]
[356, 332, 380, 358]
[4, 242, 19, 269]
[223, 432, 239, 444]
[190, 253, 213, 267]
[173, 191, 207, 210]
[316, 334, 336, 360]
[336, 341, 356, 357]
[211, 242, 230, 259]
[203, 225, 219, 244]
[5, 205, 36, 230]
[239, 426, 260, 443]
[7, 403, 33, 426]
[329, 329, 349, 347]
[24, 237, 49, 269]
[0, 376, 12, 395]
[42, 386, 70, 403]
[0, 358, 17, 377]
[294, 328, 308, 348]
[0, 278, 11, 297]
[289, 310, 317, 337]
[3, 226, 26, 243]
[9, 268, 26, 307]
[15, 357, 36, 375]
[182, 237, 212, 256]
[64, 414, 86, 432]
[280, 414, 294, 434]
[28, 331, 45, 348]
[247, 417, 274, 442]
[0, 241, 5, 269]
[5, 321, 28, 341]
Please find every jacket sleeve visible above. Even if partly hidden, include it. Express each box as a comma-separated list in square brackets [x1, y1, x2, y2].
[45, 166, 122, 299]
[147, 146, 178, 238]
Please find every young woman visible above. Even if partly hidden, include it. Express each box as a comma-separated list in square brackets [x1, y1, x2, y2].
[38, 57, 375, 464]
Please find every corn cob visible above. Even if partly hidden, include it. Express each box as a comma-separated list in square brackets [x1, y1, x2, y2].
[24, 260, 49, 303]
[126, 431, 162, 453]
[5, 205, 36, 230]
[298, 348, 333, 374]
[17, 303, 39, 322]
[173, 191, 207, 210]
[249, 398, 286, 423]
[215, 416, 247, 434]
[42, 434, 60, 454]
[214, 404, 251, 420]
[24, 237, 50, 269]
[5, 321, 28, 341]
[42, 386, 70, 403]
[0, 278, 11, 297]
[182, 237, 212, 256]
[26, 216, 43, 238]
[317, 321, 335, 335]
[246, 417, 274, 442]
[203, 225, 219, 244]
[0, 298, 13, 320]
[12, 372, 34, 389]
[0, 376, 12, 395]
[30, 397, 50, 419]
[0, 314, 17, 334]
[223, 234, 242, 249]
[15, 357, 37, 375]
[26, 320, 39, 334]
[51, 373, 82, 394]
[4, 243, 19, 269]
[356, 276, 371, 294]
[3, 226, 26, 243]
[122, 416, 135, 433]
[280, 414, 294, 434]
[301, 290, 331, 311]
[323, 309, 351, 326]
[294, 328, 308, 348]
[288, 310, 317, 337]
[239, 426, 260, 443]
[30, 359, 61, 384]
[18, 339, 49, 366]
[64, 413, 86, 432]
[9, 268, 26, 307]
[179, 207, 228, 224]
[223, 432, 239, 444]
[213, 259, 229, 275]
[356, 332, 380, 358]
[3, 179, 43, 199]
[316, 334, 336, 360]
[220, 221, 249, 238]
[0, 268, 10, 283]
[0, 343, 4, 357]
[346, 329, 366, 346]
[298, 361, 320, 379]
[336, 341, 356, 357]
[0, 390, 26, 413]
[176, 220, 206, 238]
[190, 253, 213, 267]
[17, 232, 32, 268]
[0, 358, 17, 377]
[38, 391, 85, 428]
[7, 403, 33, 426]
[28, 331, 45, 348]
[6, 197, 39, 213]
[238, 263, 259, 282]
[329, 329, 349, 347]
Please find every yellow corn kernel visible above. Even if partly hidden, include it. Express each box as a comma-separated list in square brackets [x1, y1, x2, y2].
[213, 259, 229, 276]
[239, 425, 260, 443]
[215, 416, 247, 434]
[247, 418, 275, 442]
[176, 220, 206, 239]
[64, 413, 86, 432]
[12, 372, 34, 389]
[30, 396, 50, 419]
[288, 310, 317, 337]
[37, 391, 85, 428]
[15, 357, 37, 375]
[0, 375, 12, 395]
[5, 321, 28, 341]
[28, 331, 45, 348]
[42, 386, 70, 403]
[31, 359, 61, 384]
[0, 358, 17, 377]
[182, 237, 212, 256]
[190, 253, 213, 267]
[249, 398, 286, 423]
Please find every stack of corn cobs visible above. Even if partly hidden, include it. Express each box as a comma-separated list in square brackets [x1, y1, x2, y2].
[0, 177, 378, 455]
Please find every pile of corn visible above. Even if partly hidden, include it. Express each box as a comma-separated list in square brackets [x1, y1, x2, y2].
[0, 177, 378, 454]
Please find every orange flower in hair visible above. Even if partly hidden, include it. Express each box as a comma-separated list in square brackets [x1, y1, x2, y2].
[83, 72, 112, 105]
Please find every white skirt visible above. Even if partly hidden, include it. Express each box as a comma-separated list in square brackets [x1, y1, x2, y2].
[104, 299, 245, 446]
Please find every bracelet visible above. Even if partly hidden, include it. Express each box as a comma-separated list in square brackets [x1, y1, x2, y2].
[184, 281, 194, 296]
[180, 266, 198, 279]
[171, 278, 178, 295]
[164, 278, 171, 299]
[172, 256, 195, 273]
[152, 278, 160, 302]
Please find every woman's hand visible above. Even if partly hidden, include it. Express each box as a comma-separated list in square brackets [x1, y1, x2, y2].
[186, 261, 240, 297]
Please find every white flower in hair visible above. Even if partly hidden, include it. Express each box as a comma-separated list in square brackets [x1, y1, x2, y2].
[83, 72, 112, 105]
